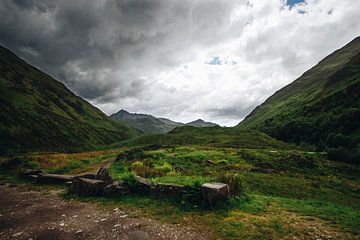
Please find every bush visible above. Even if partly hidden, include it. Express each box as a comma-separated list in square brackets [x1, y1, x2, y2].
[217, 173, 243, 196]
[328, 147, 360, 164]
[0, 157, 39, 172]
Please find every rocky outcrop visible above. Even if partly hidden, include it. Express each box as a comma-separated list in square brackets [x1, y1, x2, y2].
[135, 176, 154, 193]
[201, 182, 229, 205]
[70, 177, 107, 196]
[96, 167, 113, 184]
[104, 181, 130, 197]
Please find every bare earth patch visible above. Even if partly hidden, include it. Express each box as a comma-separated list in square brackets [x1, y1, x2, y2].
[0, 184, 214, 240]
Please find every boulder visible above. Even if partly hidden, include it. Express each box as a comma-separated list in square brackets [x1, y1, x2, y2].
[135, 176, 154, 193]
[37, 173, 73, 184]
[96, 167, 113, 184]
[71, 177, 107, 196]
[154, 183, 184, 198]
[201, 182, 229, 205]
[104, 181, 130, 197]
[21, 169, 44, 180]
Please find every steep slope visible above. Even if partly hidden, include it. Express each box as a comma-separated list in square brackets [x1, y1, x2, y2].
[0, 46, 138, 154]
[186, 119, 219, 127]
[110, 109, 183, 134]
[111, 110, 218, 134]
[238, 37, 360, 153]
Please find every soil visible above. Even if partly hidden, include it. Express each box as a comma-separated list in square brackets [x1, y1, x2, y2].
[0, 184, 214, 240]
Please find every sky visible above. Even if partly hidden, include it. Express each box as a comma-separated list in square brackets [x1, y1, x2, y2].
[0, 0, 359, 126]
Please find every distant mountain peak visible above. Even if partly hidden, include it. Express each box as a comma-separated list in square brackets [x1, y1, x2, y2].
[111, 110, 219, 133]
[186, 119, 218, 127]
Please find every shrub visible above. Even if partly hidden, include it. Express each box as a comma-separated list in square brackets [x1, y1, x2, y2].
[132, 161, 144, 167]
[0, 157, 39, 172]
[154, 162, 173, 172]
[217, 173, 243, 196]
[328, 147, 360, 164]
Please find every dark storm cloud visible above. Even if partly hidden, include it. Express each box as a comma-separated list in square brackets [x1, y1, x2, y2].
[1, 0, 359, 126]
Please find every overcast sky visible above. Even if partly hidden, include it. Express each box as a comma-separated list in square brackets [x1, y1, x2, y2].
[1, 0, 360, 126]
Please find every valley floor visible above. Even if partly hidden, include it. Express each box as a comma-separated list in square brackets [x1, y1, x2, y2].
[0, 184, 213, 240]
[1, 145, 360, 239]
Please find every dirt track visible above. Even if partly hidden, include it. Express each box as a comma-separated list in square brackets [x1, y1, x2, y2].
[0, 184, 213, 240]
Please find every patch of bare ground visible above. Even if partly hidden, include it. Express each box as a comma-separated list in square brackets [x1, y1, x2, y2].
[0, 184, 214, 240]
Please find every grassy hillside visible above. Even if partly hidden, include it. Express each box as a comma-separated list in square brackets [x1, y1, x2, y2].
[119, 126, 292, 150]
[0, 45, 139, 154]
[238, 37, 360, 161]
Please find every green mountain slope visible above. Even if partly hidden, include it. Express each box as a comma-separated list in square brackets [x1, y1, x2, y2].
[121, 126, 291, 149]
[238, 37, 360, 154]
[110, 109, 218, 134]
[0, 46, 139, 154]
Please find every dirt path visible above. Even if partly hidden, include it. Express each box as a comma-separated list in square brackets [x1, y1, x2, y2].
[0, 184, 214, 240]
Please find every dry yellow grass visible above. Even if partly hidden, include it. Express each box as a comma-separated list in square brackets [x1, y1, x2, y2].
[25, 148, 123, 169]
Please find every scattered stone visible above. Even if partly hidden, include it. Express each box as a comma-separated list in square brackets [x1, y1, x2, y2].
[70, 178, 107, 196]
[128, 230, 150, 240]
[37, 173, 73, 184]
[59, 223, 65, 227]
[75, 230, 83, 234]
[96, 167, 113, 184]
[201, 182, 229, 205]
[120, 214, 128, 218]
[135, 176, 154, 193]
[11, 232, 23, 237]
[154, 183, 184, 198]
[206, 159, 217, 165]
[104, 181, 129, 197]
[75, 173, 97, 179]
[21, 169, 44, 179]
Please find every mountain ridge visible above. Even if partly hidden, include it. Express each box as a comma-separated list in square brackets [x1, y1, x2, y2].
[110, 109, 218, 134]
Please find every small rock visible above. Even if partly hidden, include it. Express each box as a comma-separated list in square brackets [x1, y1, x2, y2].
[101, 218, 107, 222]
[128, 230, 150, 240]
[120, 214, 128, 218]
[76, 230, 83, 234]
[60, 223, 65, 227]
[11, 232, 23, 237]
